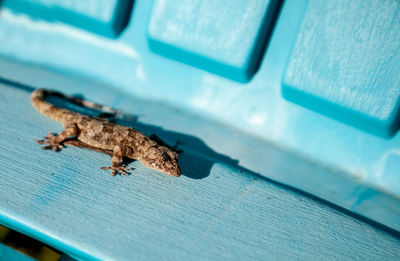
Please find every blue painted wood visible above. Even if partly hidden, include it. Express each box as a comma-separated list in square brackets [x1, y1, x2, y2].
[0, 67, 400, 260]
[1, 0, 400, 237]
[282, 0, 400, 138]
[1, 0, 133, 37]
[0, 244, 35, 261]
[147, 0, 280, 82]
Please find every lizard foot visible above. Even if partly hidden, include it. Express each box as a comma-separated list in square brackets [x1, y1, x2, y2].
[35, 133, 64, 152]
[101, 164, 130, 176]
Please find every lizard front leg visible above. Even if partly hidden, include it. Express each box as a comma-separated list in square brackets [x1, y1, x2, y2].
[36, 123, 78, 152]
[101, 145, 130, 176]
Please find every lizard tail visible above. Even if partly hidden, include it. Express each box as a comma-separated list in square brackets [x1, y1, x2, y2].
[30, 89, 72, 123]
[31, 89, 119, 123]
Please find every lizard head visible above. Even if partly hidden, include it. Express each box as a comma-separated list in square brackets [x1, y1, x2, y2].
[141, 146, 181, 177]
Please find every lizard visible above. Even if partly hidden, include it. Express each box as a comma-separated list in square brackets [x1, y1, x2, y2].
[31, 89, 181, 177]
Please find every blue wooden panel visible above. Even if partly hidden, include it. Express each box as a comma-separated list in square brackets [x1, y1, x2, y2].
[1, 0, 400, 234]
[0, 78, 399, 260]
[282, 0, 400, 138]
[1, 0, 133, 37]
[147, 0, 280, 82]
[0, 244, 35, 261]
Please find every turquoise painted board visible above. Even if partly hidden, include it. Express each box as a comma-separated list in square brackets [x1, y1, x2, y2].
[0, 73, 400, 260]
[0, 244, 35, 261]
[1, 0, 400, 242]
[1, 0, 134, 37]
[282, 0, 400, 138]
[147, 0, 281, 82]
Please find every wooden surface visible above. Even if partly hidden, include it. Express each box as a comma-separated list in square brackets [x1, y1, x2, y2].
[283, 0, 400, 137]
[2, 0, 400, 232]
[0, 244, 35, 261]
[1, 0, 134, 37]
[0, 73, 400, 260]
[147, 0, 280, 82]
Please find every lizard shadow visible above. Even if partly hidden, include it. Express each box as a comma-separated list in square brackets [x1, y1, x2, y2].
[116, 115, 239, 179]
[48, 94, 239, 180]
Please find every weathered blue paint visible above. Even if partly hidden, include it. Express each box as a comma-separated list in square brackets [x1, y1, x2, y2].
[0, 0, 400, 230]
[147, 0, 281, 82]
[1, 0, 133, 37]
[283, 0, 400, 138]
[0, 0, 400, 258]
[0, 78, 399, 260]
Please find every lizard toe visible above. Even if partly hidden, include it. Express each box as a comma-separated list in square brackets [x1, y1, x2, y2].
[101, 165, 130, 176]
[35, 139, 45, 144]
[37, 139, 63, 152]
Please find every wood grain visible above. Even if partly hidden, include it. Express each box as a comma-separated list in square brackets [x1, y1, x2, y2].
[1, 0, 400, 235]
[283, 0, 400, 137]
[0, 82, 399, 260]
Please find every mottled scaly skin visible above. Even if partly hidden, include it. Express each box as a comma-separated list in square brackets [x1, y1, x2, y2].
[31, 89, 180, 177]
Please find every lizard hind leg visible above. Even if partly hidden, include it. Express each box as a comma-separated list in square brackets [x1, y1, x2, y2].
[36, 124, 78, 152]
[101, 145, 130, 176]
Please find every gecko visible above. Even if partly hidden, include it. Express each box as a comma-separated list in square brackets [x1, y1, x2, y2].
[31, 89, 181, 177]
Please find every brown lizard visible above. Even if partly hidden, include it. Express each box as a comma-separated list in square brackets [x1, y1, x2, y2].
[31, 89, 181, 177]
